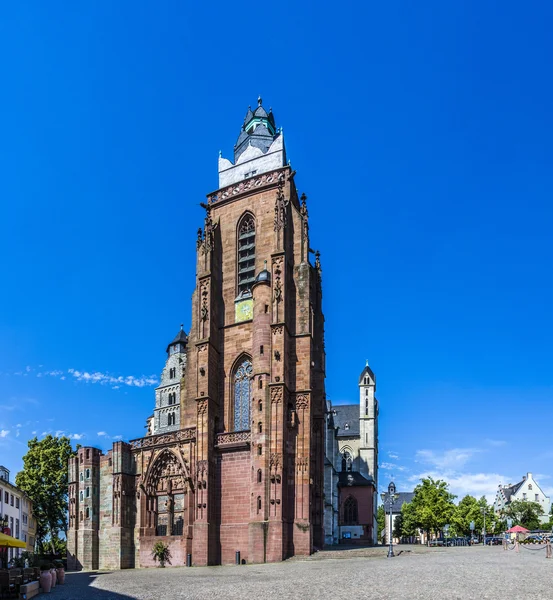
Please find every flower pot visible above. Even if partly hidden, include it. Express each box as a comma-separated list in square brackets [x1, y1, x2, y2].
[50, 568, 57, 588]
[56, 567, 65, 584]
[40, 571, 52, 593]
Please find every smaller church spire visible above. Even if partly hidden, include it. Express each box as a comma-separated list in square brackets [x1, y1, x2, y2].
[258, 95, 262, 106]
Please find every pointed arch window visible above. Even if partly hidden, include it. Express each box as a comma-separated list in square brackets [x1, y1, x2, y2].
[343, 496, 358, 525]
[237, 214, 256, 295]
[233, 358, 252, 431]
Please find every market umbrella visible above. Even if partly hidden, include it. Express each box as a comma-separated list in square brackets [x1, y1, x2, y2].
[0, 533, 26, 548]
[506, 525, 529, 533]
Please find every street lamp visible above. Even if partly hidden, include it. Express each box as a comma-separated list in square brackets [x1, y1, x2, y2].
[380, 481, 399, 558]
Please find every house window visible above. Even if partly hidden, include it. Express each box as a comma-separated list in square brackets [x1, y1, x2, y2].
[257, 470, 262, 483]
[15, 498, 19, 509]
[86, 469, 90, 479]
[535, 494, 539, 502]
[237, 214, 256, 295]
[4, 492, 7, 503]
[233, 358, 252, 431]
[522, 492, 527, 500]
[10, 495, 13, 506]
[344, 423, 350, 430]
[528, 484, 533, 490]
[343, 496, 358, 525]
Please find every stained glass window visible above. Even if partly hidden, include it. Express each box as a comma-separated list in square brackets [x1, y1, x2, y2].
[344, 496, 358, 525]
[234, 358, 252, 431]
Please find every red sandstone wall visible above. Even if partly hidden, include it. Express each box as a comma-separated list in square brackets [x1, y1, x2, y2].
[219, 450, 251, 564]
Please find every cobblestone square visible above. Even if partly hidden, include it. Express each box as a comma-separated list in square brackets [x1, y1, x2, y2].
[51, 545, 552, 600]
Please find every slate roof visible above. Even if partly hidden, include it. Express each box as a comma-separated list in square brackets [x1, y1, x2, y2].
[500, 480, 525, 502]
[166, 327, 188, 352]
[359, 363, 375, 385]
[332, 404, 359, 437]
[338, 471, 374, 487]
[389, 492, 415, 514]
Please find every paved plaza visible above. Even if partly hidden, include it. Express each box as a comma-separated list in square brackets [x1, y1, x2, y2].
[53, 546, 552, 600]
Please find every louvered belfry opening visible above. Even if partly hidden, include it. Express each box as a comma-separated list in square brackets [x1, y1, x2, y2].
[237, 214, 255, 295]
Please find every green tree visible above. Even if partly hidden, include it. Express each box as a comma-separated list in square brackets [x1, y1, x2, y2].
[503, 500, 544, 530]
[377, 505, 386, 542]
[399, 501, 417, 538]
[15, 435, 76, 552]
[410, 477, 456, 542]
[392, 511, 404, 540]
[452, 495, 480, 537]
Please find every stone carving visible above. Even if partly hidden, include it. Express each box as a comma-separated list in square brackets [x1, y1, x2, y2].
[197, 343, 208, 352]
[272, 325, 283, 335]
[300, 193, 309, 241]
[215, 431, 251, 446]
[273, 173, 289, 232]
[295, 394, 309, 410]
[270, 453, 282, 470]
[271, 386, 283, 405]
[296, 456, 309, 471]
[207, 168, 285, 204]
[130, 427, 196, 449]
[198, 204, 218, 254]
[197, 399, 207, 416]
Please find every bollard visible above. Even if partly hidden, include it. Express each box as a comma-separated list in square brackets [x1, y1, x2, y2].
[186, 554, 192, 567]
[235, 551, 241, 565]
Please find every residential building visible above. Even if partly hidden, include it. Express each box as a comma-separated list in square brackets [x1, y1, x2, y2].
[494, 472, 551, 524]
[0, 466, 34, 560]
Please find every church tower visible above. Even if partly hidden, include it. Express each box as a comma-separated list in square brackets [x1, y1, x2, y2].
[181, 97, 326, 565]
[152, 326, 188, 435]
[358, 361, 378, 487]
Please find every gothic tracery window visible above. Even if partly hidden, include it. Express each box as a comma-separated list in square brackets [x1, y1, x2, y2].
[237, 214, 256, 295]
[341, 451, 353, 472]
[343, 496, 358, 525]
[233, 358, 252, 431]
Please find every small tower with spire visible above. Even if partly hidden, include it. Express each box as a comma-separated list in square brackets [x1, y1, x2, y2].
[358, 360, 378, 488]
[218, 96, 286, 187]
[152, 325, 188, 435]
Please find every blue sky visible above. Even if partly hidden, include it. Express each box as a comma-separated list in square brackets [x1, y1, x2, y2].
[0, 1, 552, 503]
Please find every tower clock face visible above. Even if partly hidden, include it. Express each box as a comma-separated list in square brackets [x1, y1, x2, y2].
[235, 299, 253, 323]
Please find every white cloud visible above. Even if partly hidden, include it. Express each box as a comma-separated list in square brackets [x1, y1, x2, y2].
[0, 430, 9, 438]
[388, 452, 399, 460]
[69, 433, 84, 440]
[408, 469, 506, 504]
[67, 369, 158, 388]
[15, 430, 20, 438]
[97, 431, 108, 437]
[113, 435, 123, 440]
[416, 448, 479, 470]
[486, 439, 507, 447]
[380, 461, 407, 472]
[13, 366, 158, 389]
[31, 431, 37, 435]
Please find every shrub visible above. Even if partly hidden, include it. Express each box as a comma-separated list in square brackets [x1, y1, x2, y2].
[151, 541, 172, 568]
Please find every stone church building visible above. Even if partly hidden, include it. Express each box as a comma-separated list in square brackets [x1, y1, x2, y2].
[67, 100, 378, 569]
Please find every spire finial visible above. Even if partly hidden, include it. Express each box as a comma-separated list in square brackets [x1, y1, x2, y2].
[258, 95, 262, 106]
[180, 323, 184, 330]
[366, 359, 369, 367]
[264, 260, 267, 268]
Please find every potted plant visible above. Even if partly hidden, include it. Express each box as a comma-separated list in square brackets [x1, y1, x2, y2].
[151, 541, 172, 568]
[54, 559, 65, 584]
[39, 564, 52, 593]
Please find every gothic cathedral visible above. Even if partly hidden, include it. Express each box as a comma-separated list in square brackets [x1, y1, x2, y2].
[67, 99, 327, 568]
